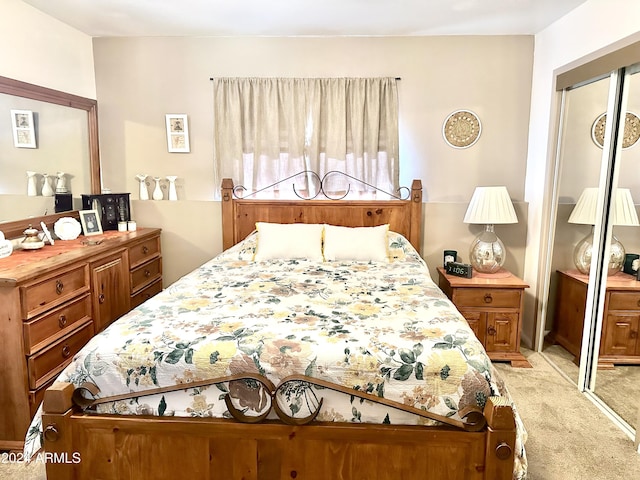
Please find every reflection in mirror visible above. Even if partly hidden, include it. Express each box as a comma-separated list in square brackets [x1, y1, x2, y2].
[0, 76, 100, 236]
[543, 65, 640, 434]
[0, 92, 90, 222]
[542, 75, 611, 385]
[593, 66, 640, 431]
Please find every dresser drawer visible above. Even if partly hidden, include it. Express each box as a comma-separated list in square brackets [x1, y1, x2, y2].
[29, 377, 56, 417]
[130, 257, 162, 294]
[608, 291, 640, 311]
[27, 322, 93, 389]
[23, 293, 92, 355]
[129, 236, 161, 269]
[131, 278, 163, 309]
[21, 264, 90, 319]
[452, 288, 521, 308]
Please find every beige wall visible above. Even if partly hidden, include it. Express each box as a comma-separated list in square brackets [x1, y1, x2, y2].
[93, 35, 533, 285]
[0, 0, 95, 97]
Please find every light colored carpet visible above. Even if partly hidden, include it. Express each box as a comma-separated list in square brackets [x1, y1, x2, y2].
[543, 343, 640, 428]
[495, 348, 640, 480]
[2, 348, 639, 479]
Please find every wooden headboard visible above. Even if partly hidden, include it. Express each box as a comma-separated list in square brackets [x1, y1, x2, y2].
[221, 178, 423, 252]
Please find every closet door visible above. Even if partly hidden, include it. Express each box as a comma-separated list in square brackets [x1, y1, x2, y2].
[541, 73, 612, 385]
[592, 65, 640, 432]
[541, 63, 640, 441]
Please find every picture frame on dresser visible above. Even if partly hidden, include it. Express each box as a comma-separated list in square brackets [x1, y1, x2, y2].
[79, 209, 102, 236]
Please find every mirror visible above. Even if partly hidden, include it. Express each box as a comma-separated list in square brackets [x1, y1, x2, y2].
[592, 65, 640, 431]
[0, 75, 100, 236]
[542, 74, 612, 386]
[542, 63, 640, 436]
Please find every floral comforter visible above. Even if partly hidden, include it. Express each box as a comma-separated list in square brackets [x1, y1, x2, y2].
[25, 231, 526, 479]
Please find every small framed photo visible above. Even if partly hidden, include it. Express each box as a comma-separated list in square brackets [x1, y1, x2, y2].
[79, 209, 103, 236]
[165, 114, 190, 153]
[11, 109, 36, 148]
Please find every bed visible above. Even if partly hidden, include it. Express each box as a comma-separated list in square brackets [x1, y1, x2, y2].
[27, 176, 527, 480]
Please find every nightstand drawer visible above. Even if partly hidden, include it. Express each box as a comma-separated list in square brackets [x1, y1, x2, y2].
[27, 321, 93, 389]
[23, 293, 92, 355]
[608, 291, 640, 311]
[21, 264, 89, 319]
[452, 288, 521, 308]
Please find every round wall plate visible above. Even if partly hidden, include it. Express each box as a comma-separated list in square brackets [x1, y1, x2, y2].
[442, 109, 482, 149]
[591, 111, 640, 150]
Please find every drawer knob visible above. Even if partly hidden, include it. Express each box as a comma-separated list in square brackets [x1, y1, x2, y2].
[62, 344, 71, 358]
[487, 326, 497, 336]
[495, 441, 512, 460]
[144, 269, 151, 278]
[58, 315, 67, 328]
[142, 246, 149, 254]
[484, 293, 493, 303]
[98, 293, 105, 304]
[43, 424, 60, 443]
[56, 280, 64, 295]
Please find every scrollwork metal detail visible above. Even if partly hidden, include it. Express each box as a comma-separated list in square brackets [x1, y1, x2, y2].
[231, 170, 410, 201]
[72, 373, 485, 432]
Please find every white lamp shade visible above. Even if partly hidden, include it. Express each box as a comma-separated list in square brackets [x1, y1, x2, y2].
[463, 186, 518, 224]
[568, 188, 639, 226]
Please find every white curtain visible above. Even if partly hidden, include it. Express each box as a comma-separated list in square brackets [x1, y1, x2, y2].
[213, 77, 399, 198]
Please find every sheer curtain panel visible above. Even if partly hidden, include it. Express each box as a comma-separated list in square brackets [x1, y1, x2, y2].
[213, 77, 399, 197]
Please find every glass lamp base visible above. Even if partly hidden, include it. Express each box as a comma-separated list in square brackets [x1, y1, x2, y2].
[573, 232, 625, 276]
[469, 225, 506, 274]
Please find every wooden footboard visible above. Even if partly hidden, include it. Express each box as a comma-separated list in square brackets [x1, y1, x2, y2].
[41, 382, 516, 480]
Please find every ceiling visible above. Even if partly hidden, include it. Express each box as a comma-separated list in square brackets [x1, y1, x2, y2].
[23, 0, 589, 37]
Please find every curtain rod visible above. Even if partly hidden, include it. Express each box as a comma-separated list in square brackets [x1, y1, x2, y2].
[209, 77, 401, 81]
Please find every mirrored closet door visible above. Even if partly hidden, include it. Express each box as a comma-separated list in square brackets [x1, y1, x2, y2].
[592, 65, 640, 431]
[541, 62, 640, 438]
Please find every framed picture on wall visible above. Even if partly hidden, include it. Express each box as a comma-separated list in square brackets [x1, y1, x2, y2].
[10, 109, 36, 148]
[165, 114, 190, 153]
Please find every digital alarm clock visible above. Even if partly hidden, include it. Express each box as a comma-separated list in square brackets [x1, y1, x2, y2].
[445, 261, 473, 278]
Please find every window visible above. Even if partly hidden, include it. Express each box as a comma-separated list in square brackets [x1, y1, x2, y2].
[213, 77, 399, 198]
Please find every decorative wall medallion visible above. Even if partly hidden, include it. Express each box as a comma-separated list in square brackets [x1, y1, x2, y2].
[442, 110, 482, 149]
[591, 111, 640, 149]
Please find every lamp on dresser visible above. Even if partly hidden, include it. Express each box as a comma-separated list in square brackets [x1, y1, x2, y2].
[463, 186, 518, 274]
[568, 187, 639, 276]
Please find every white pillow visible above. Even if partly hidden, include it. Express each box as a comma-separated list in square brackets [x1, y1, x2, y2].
[254, 222, 324, 261]
[323, 224, 389, 262]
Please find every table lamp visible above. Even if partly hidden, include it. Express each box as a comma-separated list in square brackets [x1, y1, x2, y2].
[568, 187, 639, 276]
[463, 186, 518, 274]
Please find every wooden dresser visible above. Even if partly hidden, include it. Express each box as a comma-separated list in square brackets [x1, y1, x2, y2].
[437, 267, 531, 368]
[0, 228, 162, 450]
[547, 269, 640, 369]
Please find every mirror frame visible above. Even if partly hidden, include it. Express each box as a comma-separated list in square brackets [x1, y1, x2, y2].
[0, 75, 101, 238]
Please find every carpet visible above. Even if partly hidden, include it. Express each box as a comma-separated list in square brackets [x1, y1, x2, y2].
[543, 343, 640, 428]
[495, 348, 640, 480]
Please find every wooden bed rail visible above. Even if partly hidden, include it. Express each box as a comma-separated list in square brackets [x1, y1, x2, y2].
[41, 381, 516, 480]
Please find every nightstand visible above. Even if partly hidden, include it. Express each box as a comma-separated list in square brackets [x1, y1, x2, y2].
[437, 267, 531, 368]
[547, 269, 640, 369]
